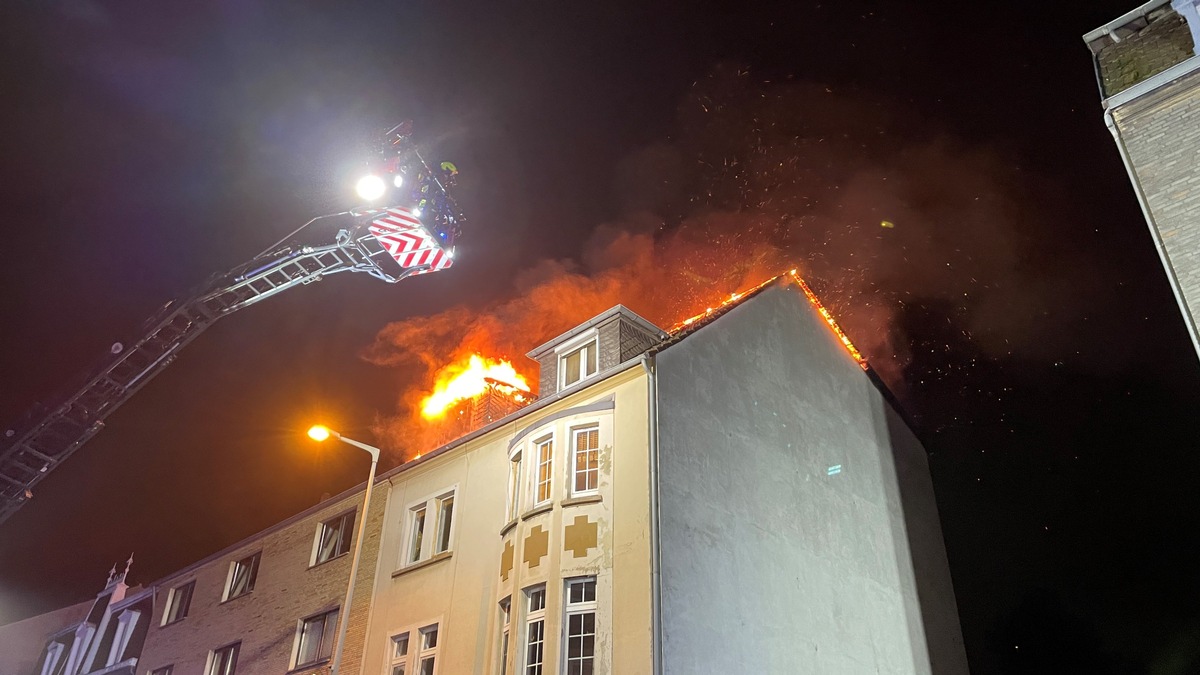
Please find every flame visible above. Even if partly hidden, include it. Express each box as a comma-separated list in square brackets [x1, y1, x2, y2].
[669, 269, 867, 370]
[421, 354, 532, 418]
[788, 270, 867, 370]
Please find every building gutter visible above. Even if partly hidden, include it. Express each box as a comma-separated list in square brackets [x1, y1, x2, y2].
[1103, 108, 1200, 363]
[640, 354, 663, 675]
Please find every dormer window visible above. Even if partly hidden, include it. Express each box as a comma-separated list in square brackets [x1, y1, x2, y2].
[558, 334, 598, 389]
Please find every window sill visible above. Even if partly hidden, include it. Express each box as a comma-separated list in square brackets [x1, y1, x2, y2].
[500, 518, 518, 536]
[308, 551, 349, 570]
[160, 616, 187, 628]
[561, 494, 602, 507]
[392, 550, 453, 578]
[520, 503, 554, 521]
[220, 590, 253, 605]
[287, 658, 331, 674]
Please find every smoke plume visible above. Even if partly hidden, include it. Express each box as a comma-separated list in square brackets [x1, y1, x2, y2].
[365, 66, 1094, 458]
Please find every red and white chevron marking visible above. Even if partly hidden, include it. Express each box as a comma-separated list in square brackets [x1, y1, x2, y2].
[368, 207, 453, 272]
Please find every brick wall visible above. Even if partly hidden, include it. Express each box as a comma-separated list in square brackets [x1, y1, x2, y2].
[137, 483, 389, 675]
[1098, 10, 1194, 97]
[1114, 68, 1200, 340]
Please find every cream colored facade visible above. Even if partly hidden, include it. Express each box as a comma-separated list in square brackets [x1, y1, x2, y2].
[361, 364, 653, 675]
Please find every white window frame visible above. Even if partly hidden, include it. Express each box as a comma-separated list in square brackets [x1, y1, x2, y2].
[532, 435, 554, 506]
[161, 580, 194, 626]
[64, 625, 93, 675]
[556, 332, 599, 391]
[292, 607, 339, 668]
[497, 597, 511, 675]
[39, 642, 64, 675]
[561, 578, 597, 675]
[522, 585, 547, 675]
[388, 632, 410, 675]
[222, 552, 260, 601]
[416, 624, 440, 675]
[149, 666, 173, 675]
[506, 449, 523, 522]
[569, 425, 601, 497]
[107, 609, 141, 666]
[205, 642, 240, 675]
[403, 487, 458, 567]
[312, 510, 356, 566]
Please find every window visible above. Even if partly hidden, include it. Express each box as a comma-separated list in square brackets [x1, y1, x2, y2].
[562, 578, 597, 675]
[435, 495, 454, 554]
[523, 586, 546, 675]
[408, 506, 426, 563]
[534, 437, 553, 505]
[107, 609, 141, 666]
[150, 666, 173, 675]
[162, 581, 194, 625]
[559, 338, 598, 389]
[417, 625, 439, 675]
[498, 598, 511, 675]
[206, 643, 239, 675]
[315, 511, 355, 565]
[405, 489, 457, 565]
[570, 426, 600, 495]
[294, 608, 339, 668]
[224, 553, 260, 601]
[389, 633, 410, 675]
[507, 452, 523, 522]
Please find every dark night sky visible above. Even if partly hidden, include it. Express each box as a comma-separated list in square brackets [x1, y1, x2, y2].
[3, 1, 1200, 673]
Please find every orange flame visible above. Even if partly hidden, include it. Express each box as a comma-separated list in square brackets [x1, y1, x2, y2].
[420, 354, 532, 418]
[670, 269, 867, 370]
[788, 270, 867, 369]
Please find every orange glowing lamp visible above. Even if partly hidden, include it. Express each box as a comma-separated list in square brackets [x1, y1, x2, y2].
[307, 425, 332, 442]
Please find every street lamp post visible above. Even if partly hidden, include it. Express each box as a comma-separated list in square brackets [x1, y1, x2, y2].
[307, 425, 380, 675]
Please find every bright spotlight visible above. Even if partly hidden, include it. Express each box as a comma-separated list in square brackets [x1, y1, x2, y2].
[307, 425, 332, 442]
[393, 174, 404, 188]
[355, 175, 387, 201]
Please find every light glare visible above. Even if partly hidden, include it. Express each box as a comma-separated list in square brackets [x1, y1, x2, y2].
[355, 175, 387, 201]
[393, 174, 404, 188]
[307, 425, 332, 442]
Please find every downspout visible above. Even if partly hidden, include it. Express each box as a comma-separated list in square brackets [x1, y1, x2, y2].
[641, 354, 663, 675]
[1104, 107, 1200, 362]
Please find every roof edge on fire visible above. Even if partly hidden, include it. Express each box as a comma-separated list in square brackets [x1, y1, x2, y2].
[648, 272, 923, 438]
[526, 305, 667, 359]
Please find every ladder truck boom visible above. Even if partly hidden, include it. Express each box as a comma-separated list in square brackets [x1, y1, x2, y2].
[0, 124, 463, 524]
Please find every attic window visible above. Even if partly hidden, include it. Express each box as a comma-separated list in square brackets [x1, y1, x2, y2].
[559, 334, 598, 389]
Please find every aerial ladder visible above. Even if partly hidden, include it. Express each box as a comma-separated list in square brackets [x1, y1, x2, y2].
[0, 123, 463, 524]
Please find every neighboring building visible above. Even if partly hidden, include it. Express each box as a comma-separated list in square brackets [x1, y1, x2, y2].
[1, 561, 154, 675]
[358, 274, 967, 674]
[0, 599, 91, 675]
[1085, 0, 1200, 361]
[4, 273, 967, 674]
[134, 485, 386, 675]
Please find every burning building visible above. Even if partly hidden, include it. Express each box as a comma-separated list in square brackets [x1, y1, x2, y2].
[354, 272, 967, 674]
[13, 273, 966, 675]
[1086, 0, 1200, 362]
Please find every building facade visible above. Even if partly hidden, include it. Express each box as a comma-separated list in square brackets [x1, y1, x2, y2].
[356, 277, 966, 674]
[5, 274, 967, 675]
[1086, 0, 1200, 361]
[134, 484, 387, 675]
[6, 562, 154, 675]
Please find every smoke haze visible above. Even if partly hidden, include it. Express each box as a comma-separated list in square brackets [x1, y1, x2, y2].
[365, 66, 1101, 458]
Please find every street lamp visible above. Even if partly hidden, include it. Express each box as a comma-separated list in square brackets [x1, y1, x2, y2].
[307, 425, 380, 675]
